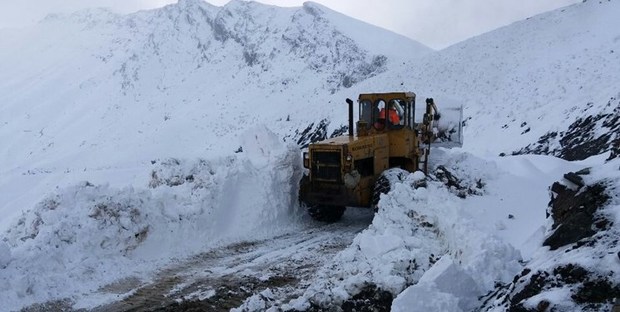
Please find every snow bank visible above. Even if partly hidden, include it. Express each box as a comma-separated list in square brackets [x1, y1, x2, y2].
[286, 163, 520, 310]
[285, 171, 442, 310]
[284, 151, 527, 311]
[0, 125, 304, 310]
[389, 168, 522, 312]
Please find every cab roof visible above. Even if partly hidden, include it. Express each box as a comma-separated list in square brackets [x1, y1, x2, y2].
[357, 92, 416, 102]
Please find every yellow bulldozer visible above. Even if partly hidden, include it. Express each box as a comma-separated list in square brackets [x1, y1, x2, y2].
[299, 92, 462, 221]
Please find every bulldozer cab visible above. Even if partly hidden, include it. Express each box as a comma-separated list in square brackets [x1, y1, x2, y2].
[357, 93, 413, 135]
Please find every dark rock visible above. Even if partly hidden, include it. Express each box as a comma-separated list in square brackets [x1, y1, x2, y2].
[20, 299, 78, 312]
[294, 119, 329, 148]
[434, 165, 462, 190]
[559, 114, 613, 161]
[330, 124, 349, 138]
[553, 264, 589, 284]
[608, 139, 620, 161]
[543, 182, 610, 250]
[563, 172, 584, 188]
[341, 284, 393, 312]
[572, 278, 620, 304]
[510, 271, 549, 306]
[575, 167, 592, 175]
[543, 210, 595, 250]
[537, 300, 550, 311]
[508, 305, 535, 312]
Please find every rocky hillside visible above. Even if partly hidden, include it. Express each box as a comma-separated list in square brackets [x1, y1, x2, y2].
[514, 97, 619, 160]
[478, 155, 620, 311]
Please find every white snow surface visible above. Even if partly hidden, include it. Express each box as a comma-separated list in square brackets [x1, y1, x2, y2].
[1, 126, 306, 310]
[0, 0, 619, 311]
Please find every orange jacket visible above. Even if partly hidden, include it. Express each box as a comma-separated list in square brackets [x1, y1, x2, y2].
[379, 108, 400, 124]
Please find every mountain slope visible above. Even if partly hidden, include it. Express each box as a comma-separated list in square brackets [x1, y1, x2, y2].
[0, 0, 431, 173]
[0, 0, 432, 231]
[435, 0, 620, 157]
[338, 0, 619, 158]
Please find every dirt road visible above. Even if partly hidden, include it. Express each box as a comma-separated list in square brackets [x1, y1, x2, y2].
[92, 209, 373, 311]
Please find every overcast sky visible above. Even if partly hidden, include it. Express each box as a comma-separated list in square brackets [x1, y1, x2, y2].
[0, 0, 580, 49]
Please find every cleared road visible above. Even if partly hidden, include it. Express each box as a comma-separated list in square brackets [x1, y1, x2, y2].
[92, 208, 373, 311]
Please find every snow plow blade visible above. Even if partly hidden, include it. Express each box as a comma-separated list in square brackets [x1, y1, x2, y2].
[416, 96, 464, 148]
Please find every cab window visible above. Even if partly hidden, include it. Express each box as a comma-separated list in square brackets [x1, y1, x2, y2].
[373, 100, 386, 130]
[387, 99, 405, 129]
[359, 100, 372, 129]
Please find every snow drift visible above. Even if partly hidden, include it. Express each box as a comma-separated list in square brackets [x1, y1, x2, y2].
[0, 126, 304, 310]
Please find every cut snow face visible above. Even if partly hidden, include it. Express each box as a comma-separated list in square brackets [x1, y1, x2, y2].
[0, 126, 305, 311]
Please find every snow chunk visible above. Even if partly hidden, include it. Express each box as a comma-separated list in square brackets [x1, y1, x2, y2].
[392, 285, 461, 312]
[392, 256, 480, 312]
[358, 233, 403, 257]
[232, 288, 277, 312]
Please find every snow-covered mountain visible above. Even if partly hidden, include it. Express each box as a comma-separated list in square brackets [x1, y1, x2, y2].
[0, 0, 430, 228]
[0, 0, 430, 174]
[0, 0, 619, 311]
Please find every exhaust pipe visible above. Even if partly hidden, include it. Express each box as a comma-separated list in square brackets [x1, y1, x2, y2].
[346, 98, 354, 136]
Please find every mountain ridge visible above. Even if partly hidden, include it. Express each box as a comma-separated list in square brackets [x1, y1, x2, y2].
[0, 0, 430, 173]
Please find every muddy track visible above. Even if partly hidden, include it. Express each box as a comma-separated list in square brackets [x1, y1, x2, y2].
[91, 210, 373, 311]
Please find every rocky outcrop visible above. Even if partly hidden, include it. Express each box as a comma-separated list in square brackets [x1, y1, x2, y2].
[543, 170, 609, 250]
[513, 97, 620, 161]
[292, 120, 349, 148]
[478, 168, 620, 312]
